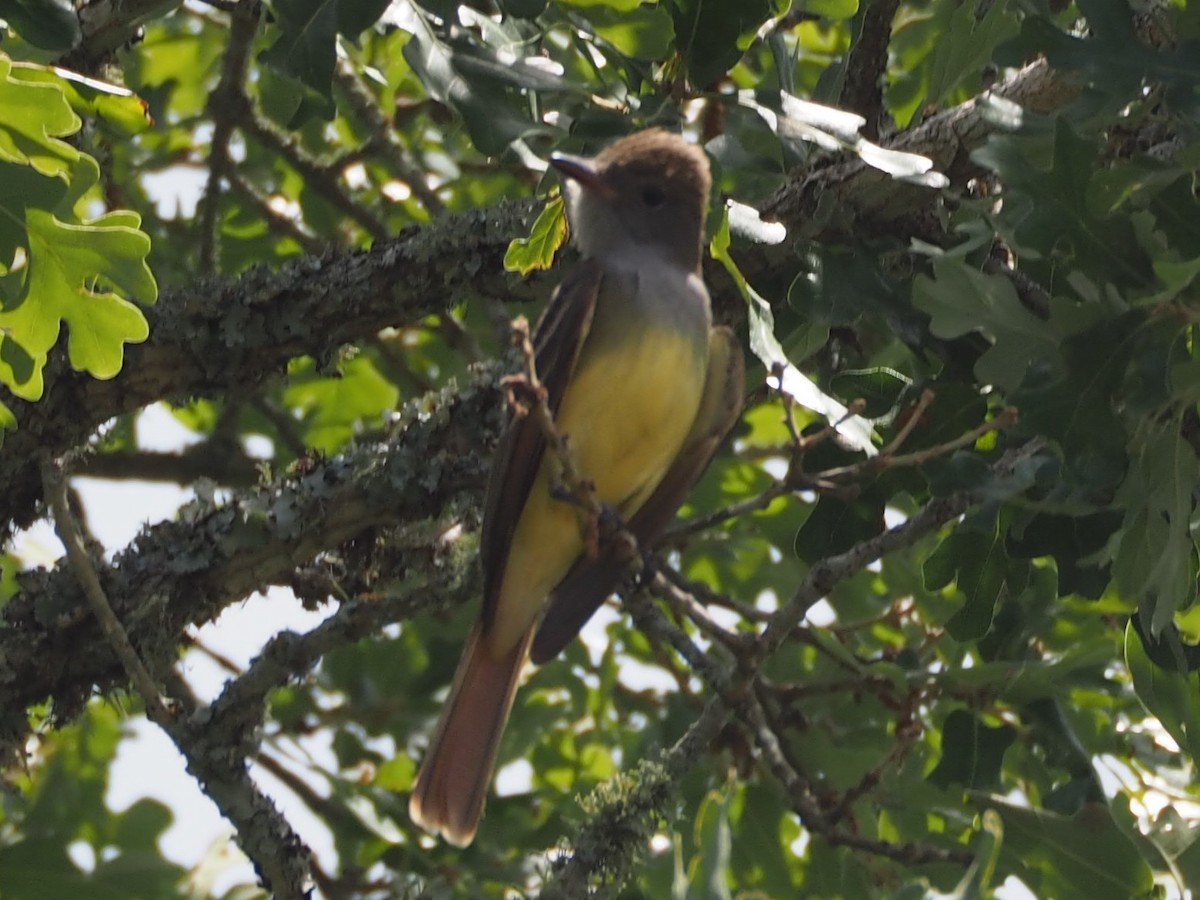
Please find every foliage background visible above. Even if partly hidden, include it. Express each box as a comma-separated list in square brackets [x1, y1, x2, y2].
[1, 0, 1199, 897]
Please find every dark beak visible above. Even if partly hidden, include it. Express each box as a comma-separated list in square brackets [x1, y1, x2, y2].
[549, 152, 615, 198]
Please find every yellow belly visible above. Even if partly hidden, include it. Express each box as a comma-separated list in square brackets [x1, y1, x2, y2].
[487, 323, 707, 654]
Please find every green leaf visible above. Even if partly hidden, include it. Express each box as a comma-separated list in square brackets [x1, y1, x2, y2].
[927, 709, 1016, 790]
[282, 355, 400, 452]
[912, 259, 1058, 392]
[1108, 425, 1200, 634]
[729, 781, 797, 892]
[794, 490, 884, 560]
[23, 703, 122, 836]
[124, 24, 222, 121]
[997, 0, 1200, 112]
[0, 706, 183, 898]
[684, 786, 734, 900]
[9, 63, 152, 137]
[1, 0, 81, 51]
[571, 2, 677, 60]
[1143, 805, 1200, 890]
[973, 122, 1152, 286]
[923, 0, 1018, 106]
[1007, 511, 1120, 599]
[806, 0, 858, 17]
[0, 56, 156, 421]
[261, 0, 339, 117]
[828, 367, 911, 419]
[1011, 313, 1136, 490]
[985, 797, 1154, 897]
[781, 321, 829, 365]
[261, 0, 391, 109]
[504, 195, 567, 275]
[336, 0, 390, 37]
[1125, 620, 1200, 762]
[0, 209, 155, 396]
[887, 0, 1019, 128]
[924, 524, 1012, 641]
[953, 809, 1004, 899]
[0, 53, 81, 177]
[669, 0, 775, 86]
[0, 838, 91, 897]
[0, 399, 15, 443]
[401, 12, 540, 154]
[0, 160, 67, 273]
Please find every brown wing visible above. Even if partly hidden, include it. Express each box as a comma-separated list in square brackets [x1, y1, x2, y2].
[530, 325, 745, 663]
[479, 259, 603, 636]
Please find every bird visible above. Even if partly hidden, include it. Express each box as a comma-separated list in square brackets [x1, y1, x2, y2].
[408, 128, 744, 847]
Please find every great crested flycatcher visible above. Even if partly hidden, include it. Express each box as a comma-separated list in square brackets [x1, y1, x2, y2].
[409, 128, 744, 847]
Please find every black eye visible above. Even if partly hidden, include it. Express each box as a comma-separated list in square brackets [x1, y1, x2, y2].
[641, 184, 666, 207]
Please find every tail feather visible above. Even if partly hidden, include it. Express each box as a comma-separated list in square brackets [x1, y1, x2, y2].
[409, 624, 533, 847]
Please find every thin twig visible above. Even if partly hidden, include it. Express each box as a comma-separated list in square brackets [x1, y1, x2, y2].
[333, 59, 446, 216]
[626, 592, 738, 707]
[628, 577, 974, 868]
[225, 165, 327, 256]
[241, 106, 390, 241]
[764, 438, 1045, 654]
[839, 0, 902, 139]
[41, 456, 174, 723]
[503, 317, 608, 553]
[368, 332, 437, 395]
[666, 481, 789, 539]
[204, 564, 469, 745]
[818, 826, 974, 866]
[658, 562, 773, 624]
[42, 454, 316, 899]
[880, 388, 934, 456]
[436, 312, 487, 364]
[816, 406, 1018, 482]
[651, 570, 752, 652]
[678, 401, 1015, 541]
[183, 633, 244, 677]
[741, 684, 827, 823]
[198, 2, 260, 272]
[77, 446, 259, 486]
[250, 396, 310, 459]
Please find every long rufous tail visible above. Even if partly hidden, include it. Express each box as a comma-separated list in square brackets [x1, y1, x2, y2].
[408, 624, 533, 846]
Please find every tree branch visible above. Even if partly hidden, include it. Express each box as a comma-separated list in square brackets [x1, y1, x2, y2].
[760, 59, 1085, 241]
[44, 453, 315, 897]
[0, 198, 543, 543]
[839, 0, 901, 138]
[76, 446, 260, 486]
[41, 457, 173, 722]
[0, 369, 501, 767]
[198, 1, 260, 272]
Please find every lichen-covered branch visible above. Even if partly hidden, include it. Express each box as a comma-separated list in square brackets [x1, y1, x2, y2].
[0, 370, 501, 766]
[0, 198, 543, 543]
